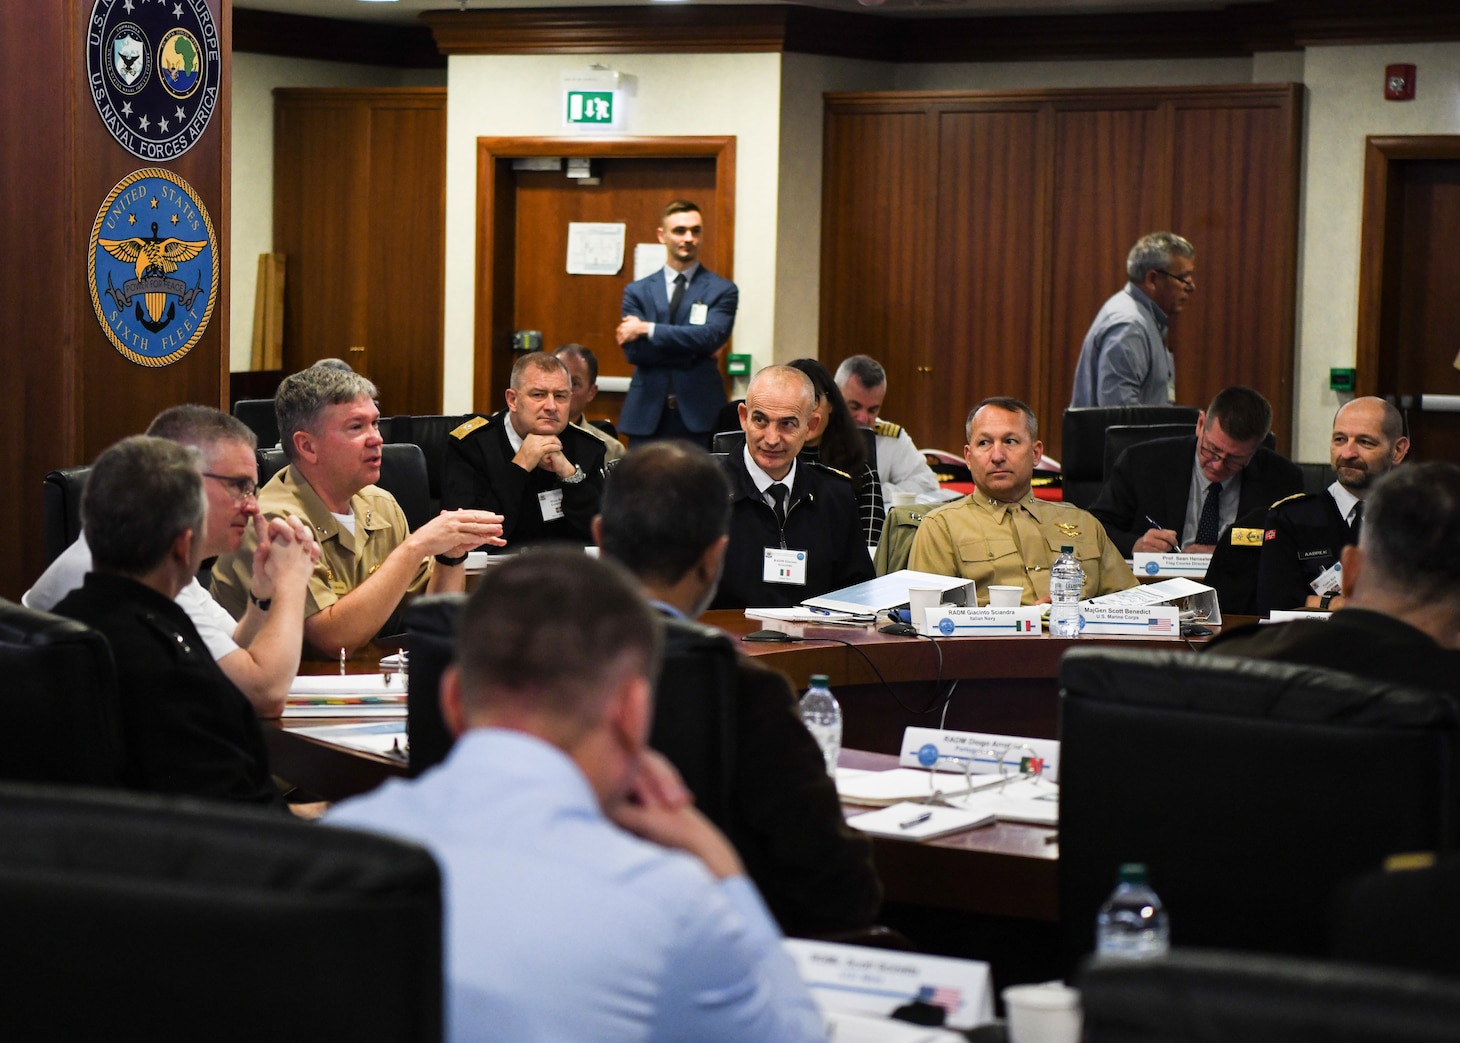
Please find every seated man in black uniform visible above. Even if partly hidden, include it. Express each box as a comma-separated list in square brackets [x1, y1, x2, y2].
[595, 441, 882, 935]
[54, 437, 309, 813]
[443, 351, 606, 551]
[1208, 461, 1460, 694]
[1255, 396, 1409, 613]
[1090, 385, 1302, 558]
[711, 365, 875, 609]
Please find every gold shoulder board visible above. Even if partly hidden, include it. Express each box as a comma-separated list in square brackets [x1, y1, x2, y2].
[450, 416, 490, 440]
[1269, 492, 1306, 510]
[873, 419, 903, 439]
[1229, 527, 1264, 547]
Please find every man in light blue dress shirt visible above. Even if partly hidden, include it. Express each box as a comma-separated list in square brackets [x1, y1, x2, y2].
[326, 550, 825, 1043]
[1070, 231, 1196, 407]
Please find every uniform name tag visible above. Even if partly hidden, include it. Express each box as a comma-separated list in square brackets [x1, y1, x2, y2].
[689, 302, 709, 325]
[538, 488, 564, 521]
[763, 547, 808, 585]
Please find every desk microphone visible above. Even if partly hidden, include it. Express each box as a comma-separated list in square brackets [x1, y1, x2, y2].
[741, 629, 804, 643]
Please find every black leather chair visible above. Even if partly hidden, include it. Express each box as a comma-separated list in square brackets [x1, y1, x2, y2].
[41, 465, 89, 565]
[1079, 948, 1460, 1043]
[1060, 405, 1201, 507]
[0, 598, 125, 787]
[1057, 647, 1460, 974]
[257, 443, 433, 533]
[0, 782, 443, 1040]
[1101, 422, 1196, 476]
[1333, 853, 1460, 977]
[383, 414, 476, 518]
[403, 593, 464, 777]
[232, 397, 279, 448]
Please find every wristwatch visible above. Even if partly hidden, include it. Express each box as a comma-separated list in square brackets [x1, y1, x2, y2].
[1319, 593, 1336, 610]
[561, 464, 587, 485]
[435, 551, 469, 567]
[248, 590, 272, 612]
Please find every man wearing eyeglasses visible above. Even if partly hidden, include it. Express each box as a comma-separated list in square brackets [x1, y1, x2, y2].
[1071, 231, 1196, 408]
[25, 405, 320, 719]
[1090, 386, 1303, 558]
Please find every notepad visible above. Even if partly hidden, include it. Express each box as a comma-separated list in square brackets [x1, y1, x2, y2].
[848, 802, 997, 840]
[836, 768, 1009, 807]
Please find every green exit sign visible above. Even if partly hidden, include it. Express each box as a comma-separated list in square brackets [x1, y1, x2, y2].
[566, 91, 615, 125]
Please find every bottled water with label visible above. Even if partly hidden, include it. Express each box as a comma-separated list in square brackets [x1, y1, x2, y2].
[1049, 544, 1084, 638]
[799, 673, 842, 777]
[1095, 863, 1171, 959]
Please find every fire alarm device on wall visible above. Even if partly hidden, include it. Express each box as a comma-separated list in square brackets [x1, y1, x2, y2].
[1385, 64, 1416, 101]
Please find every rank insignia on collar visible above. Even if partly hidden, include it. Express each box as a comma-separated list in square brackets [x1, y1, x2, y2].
[1057, 522, 1081, 538]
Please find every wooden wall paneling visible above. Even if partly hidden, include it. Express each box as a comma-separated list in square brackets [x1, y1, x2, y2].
[819, 105, 936, 443]
[274, 93, 370, 375]
[364, 97, 447, 415]
[1044, 102, 1164, 456]
[933, 104, 1047, 453]
[1168, 86, 1302, 453]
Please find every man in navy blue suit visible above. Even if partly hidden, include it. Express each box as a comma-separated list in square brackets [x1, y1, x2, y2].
[616, 200, 738, 446]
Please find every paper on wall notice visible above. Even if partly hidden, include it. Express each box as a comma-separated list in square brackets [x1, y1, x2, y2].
[633, 242, 668, 279]
[566, 222, 625, 275]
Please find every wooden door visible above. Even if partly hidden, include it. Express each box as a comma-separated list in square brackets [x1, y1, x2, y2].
[474, 137, 736, 415]
[1358, 138, 1460, 463]
[510, 157, 717, 421]
[274, 89, 445, 415]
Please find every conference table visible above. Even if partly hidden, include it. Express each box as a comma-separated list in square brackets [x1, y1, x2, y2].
[266, 611, 1221, 926]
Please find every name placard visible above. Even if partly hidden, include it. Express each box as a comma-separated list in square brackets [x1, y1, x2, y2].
[1133, 552, 1213, 577]
[1077, 604, 1180, 636]
[924, 605, 1044, 637]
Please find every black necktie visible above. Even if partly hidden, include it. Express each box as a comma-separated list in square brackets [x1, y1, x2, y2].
[1350, 500, 1363, 543]
[1195, 481, 1222, 545]
[767, 482, 788, 528]
[668, 273, 686, 322]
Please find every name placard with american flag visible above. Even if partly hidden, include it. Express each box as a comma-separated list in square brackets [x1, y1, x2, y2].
[1078, 604, 1181, 635]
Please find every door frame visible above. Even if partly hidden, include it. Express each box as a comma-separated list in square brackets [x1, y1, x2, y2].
[1355, 135, 1460, 394]
[473, 135, 736, 409]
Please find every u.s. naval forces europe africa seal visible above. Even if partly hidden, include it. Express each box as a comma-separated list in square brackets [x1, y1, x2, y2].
[89, 168, 218, 367]
[87, 0, 220, 160]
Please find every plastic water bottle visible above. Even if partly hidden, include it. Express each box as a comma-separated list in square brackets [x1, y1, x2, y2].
[1049, 544, 1084, 638]
[799, 674, 842, 777]
[1095, 863, 1170, 959]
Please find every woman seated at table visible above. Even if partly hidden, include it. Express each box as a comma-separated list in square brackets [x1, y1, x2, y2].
[788, 358, 885, 546]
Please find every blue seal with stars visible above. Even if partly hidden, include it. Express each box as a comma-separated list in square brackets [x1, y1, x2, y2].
[87, 0, 220, 160]
[89, 168, 218, 367]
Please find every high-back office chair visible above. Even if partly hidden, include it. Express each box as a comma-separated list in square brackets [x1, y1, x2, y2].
[1332, 852, 1460, 977]
[257, 443, 434, 533]
[0, 783, 443, 1041]
[1078, 948, 1460, 1043]
[404, 593, 464, 777]
[0, 598, 125, 787]
[232, 397, 279, 448]
[1060, 405, 1200, 507]
[41, 465, 90, 565]
[1101, 422, 1198, 476]
[383, 414, 476, 518]
[1057, 647, 1460, 973]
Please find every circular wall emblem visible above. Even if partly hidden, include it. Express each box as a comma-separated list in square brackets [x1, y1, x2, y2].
[89, 168, 218, 368]
[87, 0, 219, 160]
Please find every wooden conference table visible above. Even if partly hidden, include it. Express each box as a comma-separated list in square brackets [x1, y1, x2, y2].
[266, 612, 1219, 924]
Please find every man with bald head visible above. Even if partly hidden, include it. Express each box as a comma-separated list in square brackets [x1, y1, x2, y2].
[711, 365, 875, 609]
[1256, 396, 1410, 613]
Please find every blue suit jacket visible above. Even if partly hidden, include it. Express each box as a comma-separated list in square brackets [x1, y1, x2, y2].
[619, 265, 738, 436]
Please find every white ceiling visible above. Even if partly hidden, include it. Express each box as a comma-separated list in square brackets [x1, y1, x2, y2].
[239, 0, 1268, 27]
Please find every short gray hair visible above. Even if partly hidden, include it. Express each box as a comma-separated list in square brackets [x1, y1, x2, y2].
[1362, 462, 1460, 608]
[146, 405, 257, 454]
[966, 396, 1039, 443]
[275, 367, 378, 462]
[834, 355, 886, 389]
[1126, 232, 1194, 282]
[511, 351, 570, 391]
[83, 436, 204, 575]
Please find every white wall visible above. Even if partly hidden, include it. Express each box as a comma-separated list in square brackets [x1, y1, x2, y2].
[441, 52, 784, 413]
[229, 53, 444, 371]
[1294, 41, 1460, 459]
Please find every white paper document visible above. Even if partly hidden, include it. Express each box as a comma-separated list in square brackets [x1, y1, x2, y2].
[289, 721, 408, 758]
[565, 222, 625, 275]
[837, 767, 1010, 807]
[288, 674, 403, 696]
[848, 801, 997, 840]
[633, 242, 667, 279]
[802, 570, 974, 615]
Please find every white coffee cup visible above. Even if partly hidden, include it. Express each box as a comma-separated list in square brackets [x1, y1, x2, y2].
[889, 491, 918, 508]
[1002, 982, 1081, 1043]
[907, 587, 943, 634]
[987, 584, 1023, 608]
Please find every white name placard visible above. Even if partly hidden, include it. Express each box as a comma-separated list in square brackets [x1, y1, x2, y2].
[924, 605, 1044, 637]
[784, 938, 994, 1031]
[899, 727, 1061, 781]
[1133, 551, 1213, 578]
[1076, 604, 1181, 636]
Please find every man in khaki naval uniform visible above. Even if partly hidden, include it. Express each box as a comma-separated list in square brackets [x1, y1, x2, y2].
[213, 366, 505, 657]
[910, 397, 1136, 605]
